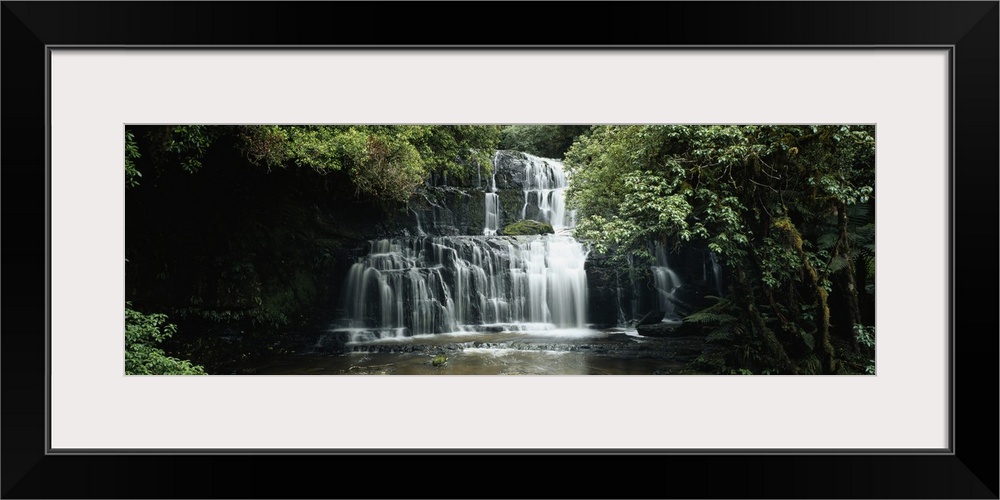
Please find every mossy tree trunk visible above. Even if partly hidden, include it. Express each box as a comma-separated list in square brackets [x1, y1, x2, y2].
[735, 268, 799, 374]
[774, 217, 837, 374]
[835, 201, 864, 349]
[802, 253, 837, 374]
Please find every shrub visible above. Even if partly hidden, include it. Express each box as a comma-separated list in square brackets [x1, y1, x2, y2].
[501, 220, 554, 235]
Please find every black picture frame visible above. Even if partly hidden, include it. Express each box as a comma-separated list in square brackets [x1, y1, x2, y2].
[3, 2, 996, 498]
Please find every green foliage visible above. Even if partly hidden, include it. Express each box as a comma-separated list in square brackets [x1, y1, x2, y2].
[854, 324, 875, 348]
[165, 125, 215, 174]
[125, 130, 142, 188]
[758, 233, 805, 290]
[565, 125, 875, 373]
[861, 253, 876, 295]
[499, 125, 590, 159]
[125, 303, 206, 375]
[134, 124, 500, 206]
[854, 324, 876, 374]
[237, 125, 288, 168]
[280, 126, 426, 203]
[849, 205, 877, 296]
[416, 125, 501, 178]
[501, 219, 554, 235]
[692, 352, 727, 373]
[573, 168, 696, 257]
[565, 125, 874, 262]
[284, 126, 351, 172]
[686, 310, 739, 325]
[684, 299, 741, 342]
[237, 125, 501, 204]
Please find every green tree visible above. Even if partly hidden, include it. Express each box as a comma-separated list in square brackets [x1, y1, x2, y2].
[129, 125, 501, 205]
[564, 125, 876, 374]
[124, 130, 142, 187]
[125, 304, 206, 375]
[238, 125, 501, 204]
[499, 125, 590, 159]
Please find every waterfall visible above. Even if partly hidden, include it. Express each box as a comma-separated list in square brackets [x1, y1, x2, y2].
[340, 151, 589, 339]
[483, 152, 500, 236]
[410, 207, 425, 236]
[626, 253, 641, 322]
[340, 236, 588, 337]
[702, 251, 724, 296]
[709, 251, 723, 296]
[650, 242, 682, 320]
[614, 270, 629, 326]
[518, 153, 576, 233]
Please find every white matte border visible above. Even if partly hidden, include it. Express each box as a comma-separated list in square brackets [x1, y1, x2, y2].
[50, 50, 948, 450]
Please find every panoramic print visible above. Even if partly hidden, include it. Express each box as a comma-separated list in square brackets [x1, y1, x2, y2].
[124, 125, 876, 375]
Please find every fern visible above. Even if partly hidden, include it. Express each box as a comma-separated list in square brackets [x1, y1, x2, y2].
[849, 224, 876, 255]
[685, 298, 741, 345]
[684, 311, 738, 324]
[828, 255, 849, 273]
[683, 297, 739, 324]
[860, 252, 876, 294]
[817, 232, 839, 251]
[706, 330, 733, 344]
[847, 202, 872, 228]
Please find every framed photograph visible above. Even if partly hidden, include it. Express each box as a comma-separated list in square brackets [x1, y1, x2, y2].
[3, 2, 996, 498]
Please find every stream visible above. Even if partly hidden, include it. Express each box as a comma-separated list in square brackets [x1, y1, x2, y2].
[252, 326, 711, 375]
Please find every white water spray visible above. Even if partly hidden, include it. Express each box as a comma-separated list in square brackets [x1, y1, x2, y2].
[650, 242, 682, 320]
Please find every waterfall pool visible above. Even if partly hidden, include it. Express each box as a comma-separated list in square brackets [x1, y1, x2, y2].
[247, 327, 713, 375]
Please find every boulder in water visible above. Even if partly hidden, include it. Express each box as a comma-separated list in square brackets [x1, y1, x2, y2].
[501, 219, 554, 235]
[636, 310, 665, 326]
[636, 322, 680, 337]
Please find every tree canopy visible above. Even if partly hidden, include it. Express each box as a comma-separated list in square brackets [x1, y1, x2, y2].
[498, 125, 591, 159]
[564, 125, 876, 374]
[130, 125, 501, 204]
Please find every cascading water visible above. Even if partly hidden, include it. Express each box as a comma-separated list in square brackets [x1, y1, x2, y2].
[340, 151, 589, 340]
[701, 251, 724, 297]
[483, 152, 500, 236]
[650, 242, 682, 320]
[709, 252, 723, 296]
[519, 153, 576, 233]
[626, 253, 641, 322]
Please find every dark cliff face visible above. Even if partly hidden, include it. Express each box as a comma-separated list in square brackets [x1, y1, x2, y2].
[406, 150, 543, 237]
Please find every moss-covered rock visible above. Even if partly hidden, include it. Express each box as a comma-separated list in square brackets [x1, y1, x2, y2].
[501, 220, 554, 235]
[496, 189, 524, 229]
[432, 354, 447, 367]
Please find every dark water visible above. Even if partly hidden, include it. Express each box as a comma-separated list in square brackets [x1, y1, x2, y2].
[250, 327, 707, 375]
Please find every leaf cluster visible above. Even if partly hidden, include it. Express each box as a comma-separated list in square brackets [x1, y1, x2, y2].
[127, 125, 502, 206]
[498, 125, 590, 159]
[125, 303, 206, 375]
